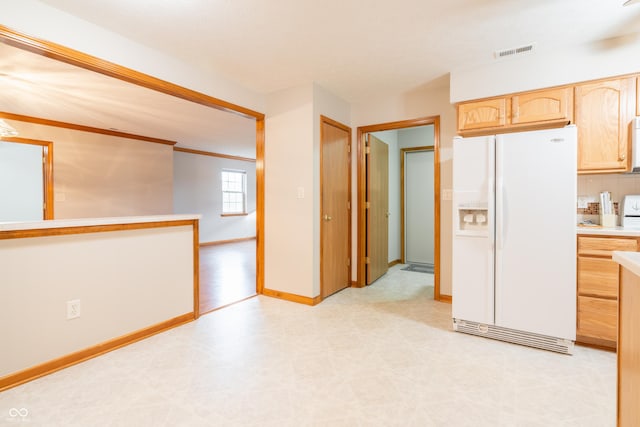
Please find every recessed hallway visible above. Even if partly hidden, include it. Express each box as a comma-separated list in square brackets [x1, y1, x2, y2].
[0, 265, 615, 426]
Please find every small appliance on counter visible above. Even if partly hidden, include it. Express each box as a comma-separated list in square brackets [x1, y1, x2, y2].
[622, 195, 640, 228]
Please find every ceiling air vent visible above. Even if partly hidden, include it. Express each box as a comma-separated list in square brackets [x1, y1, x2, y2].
[494, 43, 536, 59]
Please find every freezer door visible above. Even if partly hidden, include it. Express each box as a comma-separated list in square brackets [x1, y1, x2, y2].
[495, 126, 577, 340]
[452, 136, 495, 324]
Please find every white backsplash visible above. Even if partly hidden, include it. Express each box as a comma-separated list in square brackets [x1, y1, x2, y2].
[578, 174, 640, 225]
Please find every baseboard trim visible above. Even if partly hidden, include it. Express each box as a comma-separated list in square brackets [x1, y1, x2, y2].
[0, 312, 194, 392]
[576, 335, 616, 351]
[200, 236, 256, 247]
[388, 259, 401, 267]
[438, 294, 452, 303]
[262, 288, 322, 306]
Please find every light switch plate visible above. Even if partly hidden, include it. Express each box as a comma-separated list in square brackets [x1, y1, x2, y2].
[442, 189, 452, 201]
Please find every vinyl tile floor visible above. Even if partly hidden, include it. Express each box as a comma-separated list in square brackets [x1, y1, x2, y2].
[0, 265, 616, 426]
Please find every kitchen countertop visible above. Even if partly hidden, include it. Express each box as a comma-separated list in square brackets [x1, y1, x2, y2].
[613, 251, 640, 277]
[576, 225, 640, 237]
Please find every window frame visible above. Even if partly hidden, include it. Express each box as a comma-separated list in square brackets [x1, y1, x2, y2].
[221, 169, 248, 216]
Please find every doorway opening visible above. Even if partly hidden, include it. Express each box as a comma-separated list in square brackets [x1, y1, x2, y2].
[0, 136, 53, 221]
[0, 26, 266, 319]
[356, 116, 443, 300]
[401, 146, 435, 272]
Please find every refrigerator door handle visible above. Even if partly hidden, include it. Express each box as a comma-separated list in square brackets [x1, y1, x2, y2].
[496, 139, 504, 251]
[487, 137, 496, 321]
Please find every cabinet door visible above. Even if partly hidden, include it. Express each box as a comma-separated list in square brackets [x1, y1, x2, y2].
[575, 77, 636, 173]
[577, 296, 618, 342]
[511, 87, 572, 125]
[577, 256, 618, 298]
[457, 98, 509, 131]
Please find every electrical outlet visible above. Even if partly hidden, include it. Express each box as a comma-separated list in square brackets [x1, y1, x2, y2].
[67, 299, 81, 320]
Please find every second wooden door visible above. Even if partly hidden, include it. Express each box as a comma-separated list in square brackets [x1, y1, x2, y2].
[320, 117, 351, 298]
[367, 134, 389, 285]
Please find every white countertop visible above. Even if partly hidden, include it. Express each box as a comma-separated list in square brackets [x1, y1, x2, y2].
[576, 226, 640, 237]
[613, 251, 640, 277]
[0, 214, 201, 232]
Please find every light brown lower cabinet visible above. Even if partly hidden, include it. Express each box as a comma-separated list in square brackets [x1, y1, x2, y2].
[576, 235, 638, 349]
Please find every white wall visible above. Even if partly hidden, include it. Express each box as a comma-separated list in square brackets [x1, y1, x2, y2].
[352, 80, 456, 296]
[264, 83, 350, 298]
[3, 0, 265, 113]
[173, 151, 256, 243]
[451, 40, 640, 103]
[7, 120, 173, 218]
[0, 224, 194, 376]
[265, 85, 315, 297]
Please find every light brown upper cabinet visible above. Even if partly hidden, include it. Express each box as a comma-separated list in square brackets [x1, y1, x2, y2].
[457, 98, 509, 132]
[457, 87, 572, 134]
[511, 87, 572, 125]
[575, 77, 636, 174]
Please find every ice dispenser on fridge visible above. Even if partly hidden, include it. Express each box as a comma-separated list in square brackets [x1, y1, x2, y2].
[455, 204, 489, 236]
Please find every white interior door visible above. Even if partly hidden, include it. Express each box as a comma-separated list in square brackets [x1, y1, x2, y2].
[0, 141, 44, 221]
[405, 150, 434, 265]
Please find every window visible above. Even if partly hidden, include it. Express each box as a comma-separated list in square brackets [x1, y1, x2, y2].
[221, 169, 247, 215]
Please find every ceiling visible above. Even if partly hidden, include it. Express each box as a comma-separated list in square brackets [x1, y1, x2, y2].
[38, 0, 640, 102]
[0, 42, 257, 158]
[2, 0, 640, 157]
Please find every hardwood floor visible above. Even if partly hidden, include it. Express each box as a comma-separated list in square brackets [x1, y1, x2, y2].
[199, 239, 256, 314]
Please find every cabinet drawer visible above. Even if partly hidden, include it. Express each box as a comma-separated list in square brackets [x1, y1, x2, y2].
[577, 296, 618, 342]
[577, 236, 637, 257]
[577, 256, 619, 298]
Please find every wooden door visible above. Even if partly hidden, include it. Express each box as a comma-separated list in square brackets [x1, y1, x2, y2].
[366, 134, 389, 285]
[575, 77, 635, 173]
[320, 117, 351, 298]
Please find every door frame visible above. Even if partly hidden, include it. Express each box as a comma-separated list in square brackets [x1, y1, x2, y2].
[1, 136, 54, 220]
[320, 115, 352, 299]
[0, 25, 265, 319]
[356, 116, 443, 300]
[400, 146, 434, 264]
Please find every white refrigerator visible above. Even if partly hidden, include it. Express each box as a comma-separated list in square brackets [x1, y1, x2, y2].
[452, 126, 577, 354]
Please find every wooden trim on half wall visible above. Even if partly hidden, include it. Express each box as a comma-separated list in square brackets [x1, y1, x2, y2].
[1, 136, 54, 220]
[192, 219, 201, 319]
[174, 146, 256, 162]
[0, 313, 193, 392]
[357, 116, 443, 301]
